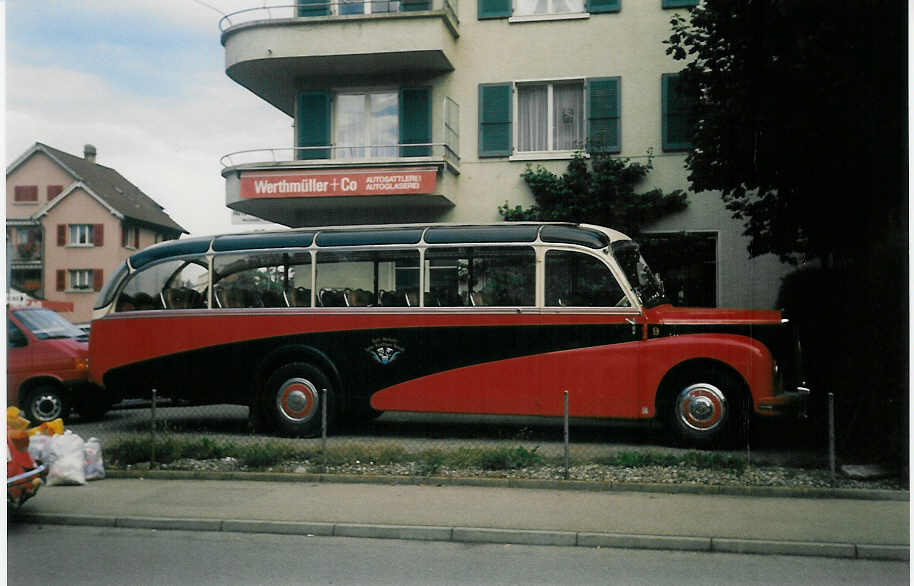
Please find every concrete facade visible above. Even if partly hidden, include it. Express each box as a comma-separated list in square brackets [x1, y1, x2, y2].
[219, 1, 791, 308]
[6, 144, 186, 323]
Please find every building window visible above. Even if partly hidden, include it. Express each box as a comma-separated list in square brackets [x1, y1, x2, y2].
[14, 186, 38, 203]
[639, 232, 717, 307]
[517, 82, 585, 152]
[69, 269, 93, 291]
[662, 73, 696, 151]
[296, 0, 429, 17]
[123, 225, 140, 249]
[335, 91, 399, 159]
[662, 0, 697, 7]
[47, 185, 64, 201]
[478, 0, 617, 19]
[479, 77, 619, 157]
[69, 224, 95, 246]
[297, 88, 432, 160]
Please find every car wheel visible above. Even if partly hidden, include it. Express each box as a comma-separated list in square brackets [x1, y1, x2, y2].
[665, 370, 744, 448]
[23, 384, 70, 423]
[265, 362, 332, 437]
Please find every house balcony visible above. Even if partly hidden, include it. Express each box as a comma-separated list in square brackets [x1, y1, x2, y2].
[6, 223, 43, 264]
[221, 144, 459, 227]
[220, 2, 459, 116]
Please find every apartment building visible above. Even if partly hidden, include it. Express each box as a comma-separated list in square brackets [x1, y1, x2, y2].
[217, 0, 790, 308]
[6, 143, 187, 323]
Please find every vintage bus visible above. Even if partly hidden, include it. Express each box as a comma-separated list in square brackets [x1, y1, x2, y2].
[88, 223, 808, 447]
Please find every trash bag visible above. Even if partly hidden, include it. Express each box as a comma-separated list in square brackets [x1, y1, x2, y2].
[84, 437, 105, 481]
[46, 431, 87, 486]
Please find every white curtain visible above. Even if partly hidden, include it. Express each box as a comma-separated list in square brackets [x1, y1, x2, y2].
[518, 85, 548, 151]
[552, 0, 584, 13]
[553, 83, 584, 150]
[515, 0, 548, 15]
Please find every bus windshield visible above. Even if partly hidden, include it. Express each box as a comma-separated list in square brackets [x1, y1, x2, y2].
[611, 240, 666, 307]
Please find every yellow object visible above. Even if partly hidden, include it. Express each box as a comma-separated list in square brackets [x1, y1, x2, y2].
[6, 406, 65, 436]
[7, 406, 30, 431]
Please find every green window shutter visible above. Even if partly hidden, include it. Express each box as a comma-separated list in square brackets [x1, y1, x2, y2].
[478, 0, 511, 19]
[587, 0, 620, 14]
[662, 73, 693, 151]
[662, 0, 697, 8]
[478, 83, 512, 157]
[586, 77, 620, 153]
[297, 91, 331, 160]
[297, 0, 329, 16]
[400, 88, 432, 157]
[401, 0, 431, 10]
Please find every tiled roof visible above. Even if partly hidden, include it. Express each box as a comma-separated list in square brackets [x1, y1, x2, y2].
[24, 143, 187, 235]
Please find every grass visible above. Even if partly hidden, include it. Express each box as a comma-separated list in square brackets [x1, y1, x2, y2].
[104, 438, 743, 475]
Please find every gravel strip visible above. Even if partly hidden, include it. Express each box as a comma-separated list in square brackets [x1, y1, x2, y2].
[135, 459, 905, 491]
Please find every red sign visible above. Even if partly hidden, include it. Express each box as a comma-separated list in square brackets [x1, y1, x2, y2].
[240, 168, 438, 199]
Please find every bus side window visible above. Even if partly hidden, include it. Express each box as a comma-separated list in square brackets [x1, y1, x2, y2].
[213, 251, 311, 308]
[117, 258, 208, 312]
[425, 247, 535, 307]
[545, 250, 629, 307]
[316, 249, 419, 308]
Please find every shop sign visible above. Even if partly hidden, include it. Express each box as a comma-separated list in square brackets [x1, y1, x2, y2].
[240, 168, 438, 199]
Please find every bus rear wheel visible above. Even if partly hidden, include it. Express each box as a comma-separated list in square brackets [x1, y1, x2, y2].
[664, 370, 744, 448]
[265, 362, 332, 437]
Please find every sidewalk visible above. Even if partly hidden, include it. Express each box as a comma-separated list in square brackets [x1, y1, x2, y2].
[9, 476, 909, 561]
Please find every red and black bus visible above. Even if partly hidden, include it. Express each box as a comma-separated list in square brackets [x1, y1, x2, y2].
[89, 223, 808, 446]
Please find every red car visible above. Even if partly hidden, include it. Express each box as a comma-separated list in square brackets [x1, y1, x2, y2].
[7, 307, 109, 422]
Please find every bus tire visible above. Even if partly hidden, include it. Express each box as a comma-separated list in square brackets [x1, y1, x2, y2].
[23, 384, 70, 423]
[265, 362, 332, 437]
[664, 369, 745, 449]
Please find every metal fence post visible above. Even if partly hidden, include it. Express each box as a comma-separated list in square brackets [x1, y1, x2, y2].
[563, 390, 569, 481]
[150, 388, 157, 465]
[321, 388, 328, 474]
[828, 392, 836, 482]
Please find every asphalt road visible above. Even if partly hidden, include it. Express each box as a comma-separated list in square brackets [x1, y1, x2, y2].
[8, 525, 908, 586]
[66, 402, 824, 465]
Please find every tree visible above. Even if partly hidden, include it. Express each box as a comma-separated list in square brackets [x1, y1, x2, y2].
[666, 0, 906, 265]
[499, 151, 688, 239]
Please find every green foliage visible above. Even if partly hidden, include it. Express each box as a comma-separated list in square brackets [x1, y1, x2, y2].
[499, 151, 688, 239]
[665, 1, 905, 265]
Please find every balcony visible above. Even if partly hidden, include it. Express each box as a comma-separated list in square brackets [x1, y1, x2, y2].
[6, 224, 42, 264]
[221, 145, 459, 227]
[220, 3, 459, 116]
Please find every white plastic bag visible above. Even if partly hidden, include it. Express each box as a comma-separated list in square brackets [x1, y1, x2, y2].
[27, 433, 51, 463]
[46, 431, 87, 486]
[84, 437, 105, 481]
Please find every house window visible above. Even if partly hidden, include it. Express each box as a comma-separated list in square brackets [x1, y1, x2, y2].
[69, 224, 95, 246]
[123, 225, 140, 249]
[69, 269, 93, 291]
[478, 0, 617, 19]
[479, 77, 619, 157]
[517, 82, 585, 152]
[335, 91, 399, 159]
[662, 0, 697, 7]
[14, 186, 38, 203]
[515, 0, 584, 16]
[297, 88, 432, 160]
[662, 73, 696, 151]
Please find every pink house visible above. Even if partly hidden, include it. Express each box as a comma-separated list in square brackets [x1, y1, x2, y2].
[6, 143, 187, 323]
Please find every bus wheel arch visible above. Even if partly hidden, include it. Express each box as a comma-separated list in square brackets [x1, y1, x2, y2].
[254, 345, 342, 436]
[655, 359, 749, 448]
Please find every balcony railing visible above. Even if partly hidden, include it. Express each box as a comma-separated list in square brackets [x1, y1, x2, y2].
[221, 143, 460, 173]
[219, 1, 459, 32]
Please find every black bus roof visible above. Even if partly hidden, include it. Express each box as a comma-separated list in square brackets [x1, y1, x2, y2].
[128, 223, 622, 270]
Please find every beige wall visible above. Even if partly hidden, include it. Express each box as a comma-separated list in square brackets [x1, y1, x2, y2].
[6, 152, 73, 220]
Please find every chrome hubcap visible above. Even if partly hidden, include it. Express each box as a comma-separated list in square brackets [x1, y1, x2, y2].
[31, 392, 62, 421]
[276, 378, 319, 423]
[676, 383, 726, 432]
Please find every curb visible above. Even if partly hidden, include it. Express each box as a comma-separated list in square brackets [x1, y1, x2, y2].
[105, 469, 910, 502]
[11, 512, 909, 561]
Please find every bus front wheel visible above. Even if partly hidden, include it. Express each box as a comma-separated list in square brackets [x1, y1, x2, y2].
[664, 369, 745, 449]
[265, 362, 332, 437]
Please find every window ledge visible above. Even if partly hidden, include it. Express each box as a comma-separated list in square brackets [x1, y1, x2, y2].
[12, 201, 39, 205]
[509, 150, 583, 162]
[65, 289, 95, 294]
[66, 244, 96, 248]
[508, 12, 589, 22]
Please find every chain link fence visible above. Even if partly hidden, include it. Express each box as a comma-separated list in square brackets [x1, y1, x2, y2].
[60, 388, 834, 484]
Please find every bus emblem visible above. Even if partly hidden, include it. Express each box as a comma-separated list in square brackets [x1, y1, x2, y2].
[366, 338, 405, 366]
